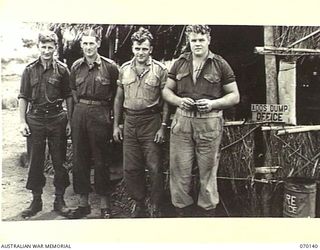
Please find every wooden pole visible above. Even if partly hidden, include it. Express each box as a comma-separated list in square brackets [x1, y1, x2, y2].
[263, 26, 277, 168]
[287, 29, 320, 48]
[264, 26, 278, 104]
[255, 46, 320, 55]
[257, 26, 278, 217]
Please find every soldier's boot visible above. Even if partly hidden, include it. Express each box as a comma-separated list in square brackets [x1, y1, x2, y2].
[100, 194, 111, 219]
[175, 207, 186, 217]
[175, 205, 193, 218]
[131, 200, 147, 218]
[21, 197, 42, 218]
[149, 204, 161, 218]
[67, 193, 91, 219]
[201, 208, 216, 217]
[53, 195, 70, 217]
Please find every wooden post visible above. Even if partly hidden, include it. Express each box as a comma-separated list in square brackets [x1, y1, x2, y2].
[263, 26, 277, 168]
[264, 26, 278, 104]
[256, 26, 278, 217]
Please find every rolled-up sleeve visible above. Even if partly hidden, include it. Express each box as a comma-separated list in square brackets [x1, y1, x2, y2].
[168, 60, 178, 81]
[110, 63, 120, 95]
[18, 68, 31, 101]
[117, 69, 124, 89]
[220, 59, 236, 85]
[159, 68, 168, 89]
[110, 63, 119, 85]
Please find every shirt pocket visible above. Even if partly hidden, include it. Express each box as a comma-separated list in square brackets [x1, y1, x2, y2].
[143, 75, 160, 100]
[96, 76, 111, 86]
[122, 77, 135, 85]
[202, 74, 222, 99]
[176, 71, 191, 94]
[203, 73, 220, 84]
[47, 76, 62, 99]
[145, 75, 160, 88]
[94, 76, 112, 100]
[30, 77, 40, 100]
[122, 77, 136, 98]
[176, 72, 190, 81]
[48, 77, 61, 88]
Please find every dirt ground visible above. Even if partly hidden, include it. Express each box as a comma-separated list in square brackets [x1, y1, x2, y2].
[1, 107, 226, 221]
[1, 108, 78, 221]
[1, 108, 175, 221]
[1, 107, 142, 221]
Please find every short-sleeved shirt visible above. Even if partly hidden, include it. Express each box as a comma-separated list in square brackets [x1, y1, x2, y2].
[168, 51, 235, 100]
[70, 54, 119, 102]
[18, 58, 72, 107]
[118, 57, 168, 110]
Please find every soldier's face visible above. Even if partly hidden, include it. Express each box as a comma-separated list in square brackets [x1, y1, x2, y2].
[132, 40, 153, 64]
[188, 32, 210, 57]
[38, 41, 56, 62]
[81, 36, 100, 58]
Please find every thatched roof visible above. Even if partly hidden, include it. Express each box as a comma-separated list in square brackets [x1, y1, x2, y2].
[274, 26, 320, 54]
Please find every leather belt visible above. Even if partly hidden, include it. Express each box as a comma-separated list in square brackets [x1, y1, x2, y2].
[79, 99, 111, 106]
[176, 107, 222, 118]
[29, 106, 63, 116]
[124, 107, 161, 116]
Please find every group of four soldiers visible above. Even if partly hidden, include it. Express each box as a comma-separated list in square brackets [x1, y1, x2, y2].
[19, 25, 239, 219]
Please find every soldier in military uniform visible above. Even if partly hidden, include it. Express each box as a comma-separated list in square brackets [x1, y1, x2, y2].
[18, 30, 73, 218]
[113, 27, 170, 218]
[68, 28, 119, 219]
[163, 25, 240, 217]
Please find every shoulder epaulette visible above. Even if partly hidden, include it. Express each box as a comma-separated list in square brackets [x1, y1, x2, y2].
[25, 59, 39, 68]
[152, 59, 167, 70]
[120, 60, 132, 69]
[178, 52, 191, 61]
[71, 58, 85, 70]
[100, 56, 115, 65]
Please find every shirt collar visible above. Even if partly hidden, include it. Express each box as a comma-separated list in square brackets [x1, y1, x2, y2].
[36, 57, 57, 70]
[181, 51, 216, 61]
[130, 56, 153, 68]
[80, 54, 102, 67]
[94, 54, 102, 65]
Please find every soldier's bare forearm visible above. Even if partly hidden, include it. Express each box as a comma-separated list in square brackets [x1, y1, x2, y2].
[113, 88, 124, 128]
[66, 96, 73, 120]
[161, 102, 170, 126]
[19, 98, 28, 124]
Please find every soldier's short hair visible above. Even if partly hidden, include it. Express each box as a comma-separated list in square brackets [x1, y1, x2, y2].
[185, 25, 211, 36]
[131, 27, 153, 45]
[82, 28, 101, 42]
[38, 30, 58, 45]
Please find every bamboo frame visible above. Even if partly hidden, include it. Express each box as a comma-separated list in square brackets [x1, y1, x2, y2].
[255, 46, 320, 55]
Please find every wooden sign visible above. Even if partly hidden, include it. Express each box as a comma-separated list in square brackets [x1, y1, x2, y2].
[251, 104, 290, 123]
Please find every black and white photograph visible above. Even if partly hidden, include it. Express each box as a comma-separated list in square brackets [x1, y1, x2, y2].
[3, 21, 320, 221]
[1, 0, 320, 247]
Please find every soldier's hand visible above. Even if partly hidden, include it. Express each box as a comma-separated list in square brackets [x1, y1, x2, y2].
[113, 126, 123, 143]
[66, 121, 71, 137]
[20, 122, 31, 137]
[195, 99, 214, 113]
[154, 127, 165, 144]
[179, 97, 195, 110]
